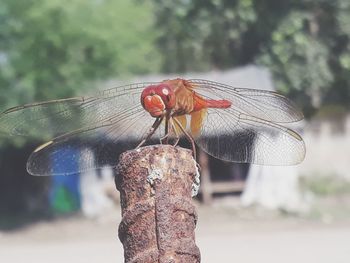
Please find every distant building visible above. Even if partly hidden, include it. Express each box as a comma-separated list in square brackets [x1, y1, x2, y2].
[105, 65, 275, 92]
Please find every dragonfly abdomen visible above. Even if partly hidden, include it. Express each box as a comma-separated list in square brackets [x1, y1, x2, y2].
[192, 93, 231, 112]
[205, 99, 231, 109]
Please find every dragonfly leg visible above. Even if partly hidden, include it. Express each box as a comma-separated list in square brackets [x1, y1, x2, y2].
[172, 117, 196, 160]
[136, 116, 164, 148]
[170, 118, 180, 146]
[160, 112, 171, 144]
[160, 134, 168, 144]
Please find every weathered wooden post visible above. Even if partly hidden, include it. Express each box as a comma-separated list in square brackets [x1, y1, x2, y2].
[115, 145, 201, 263]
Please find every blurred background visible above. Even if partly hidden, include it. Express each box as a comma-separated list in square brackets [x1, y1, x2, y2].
[0, 0, 350, 262]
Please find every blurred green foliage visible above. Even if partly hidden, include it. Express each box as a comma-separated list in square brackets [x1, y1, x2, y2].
[0, 0, 160, 109]
[1, 0, 349, 115]
[151, 0, 350, 114]
[151, 0, 257, 72]
[301, 175, 350, 196]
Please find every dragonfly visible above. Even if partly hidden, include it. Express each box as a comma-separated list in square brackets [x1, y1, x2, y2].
[0, 78, 305, 176]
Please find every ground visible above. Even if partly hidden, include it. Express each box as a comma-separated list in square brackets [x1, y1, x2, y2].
[0, 200, 350, 263]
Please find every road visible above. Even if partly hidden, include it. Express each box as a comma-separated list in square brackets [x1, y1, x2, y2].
[1, 206, 349, 263]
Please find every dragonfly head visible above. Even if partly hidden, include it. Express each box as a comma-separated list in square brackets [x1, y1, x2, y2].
[141, 84, 175, 117]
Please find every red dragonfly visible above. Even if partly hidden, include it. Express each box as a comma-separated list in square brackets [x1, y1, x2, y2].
[0, 79, 305, 176]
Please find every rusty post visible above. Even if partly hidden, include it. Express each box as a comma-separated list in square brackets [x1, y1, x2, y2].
[115, 145, 201, 263]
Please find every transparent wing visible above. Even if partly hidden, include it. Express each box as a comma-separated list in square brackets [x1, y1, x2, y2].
[0, 82, 163, 175]
[0, 82, 158, 138]
[188, 79, 304, 123]
[27, 109, 163, 175]
[193, 107, 305, 165]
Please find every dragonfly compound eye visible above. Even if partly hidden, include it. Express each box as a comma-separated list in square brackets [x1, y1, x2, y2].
[156, 85, 175, 109]
[142, 94, 166, 117]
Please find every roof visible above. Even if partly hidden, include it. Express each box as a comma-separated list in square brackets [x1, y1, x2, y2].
[104, 65, 275, 91]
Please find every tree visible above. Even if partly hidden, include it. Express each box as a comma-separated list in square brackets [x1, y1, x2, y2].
[258, 1, 350, 113]
[151, 0, 257, 72]
[151, 0, 350, 114]
[0, 0, 160, 108]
